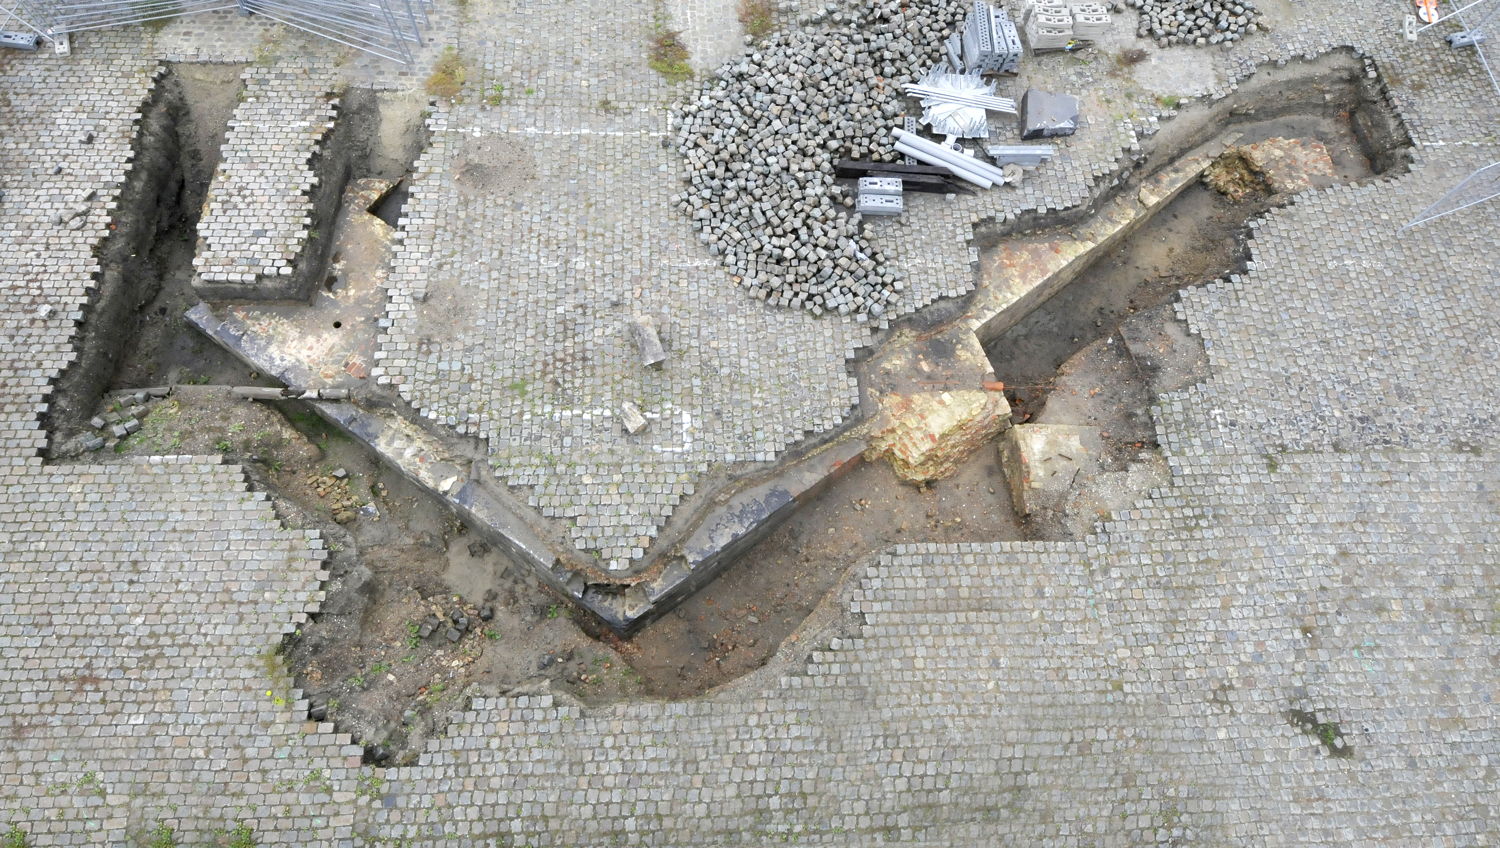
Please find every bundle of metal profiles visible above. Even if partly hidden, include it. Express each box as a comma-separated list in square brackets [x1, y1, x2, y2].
[904, 82, 1018, 114]
[904, 71, 1017, 139]
[0, 0, 432, 63]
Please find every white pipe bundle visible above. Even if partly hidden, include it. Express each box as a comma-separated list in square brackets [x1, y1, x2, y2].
[892, 129, 1011, 189]
[895, 130, 1009, 181]
[893, 141, 994, 188]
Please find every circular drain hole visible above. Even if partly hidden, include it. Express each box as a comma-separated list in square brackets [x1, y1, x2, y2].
[332, 321, 343, 329]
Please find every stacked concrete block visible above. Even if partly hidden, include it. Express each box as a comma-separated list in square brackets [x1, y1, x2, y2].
[856, 193, 904, 216]
[985, 143, 1056, 166]
[858, 177, 904, 196]
[961, 0, 1023, 73]
[1025, 1, 1112, 49]
[0, 30, 40, 50]
[1026, 3, 1076, 49]
[857, 177, 904, 216]
[1069, 2, 1113, 39]
[191, 65, 339, 300]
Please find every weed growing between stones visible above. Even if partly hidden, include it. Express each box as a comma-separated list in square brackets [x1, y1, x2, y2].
[426, 48, 468, 101]
[1286, 709, 1354, 758]
[3, 824, 28, 848]
[649, 30, 693, 82]
[738, 0, 776, 39]
[145, 822, 177, 848]
[224, 821, 255, 848]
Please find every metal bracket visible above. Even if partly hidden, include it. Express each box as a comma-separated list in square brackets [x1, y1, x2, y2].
[52, 31, 68, 55]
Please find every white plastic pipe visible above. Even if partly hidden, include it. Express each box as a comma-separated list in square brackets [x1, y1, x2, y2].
[893, 140, 998, 188]
[893, 140, 994, 189]
[894, 129, 1010, 184]
[896, 129, 1011, 182]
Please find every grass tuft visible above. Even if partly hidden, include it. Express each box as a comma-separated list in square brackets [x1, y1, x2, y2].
[426, 47, 469, 101]
[648, 31, 693, 83]
[737, 0, 776, 39]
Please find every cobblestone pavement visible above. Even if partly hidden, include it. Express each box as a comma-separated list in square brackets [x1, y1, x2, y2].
[373, 0, 871, 570]
[192, 64, 339, 294]
[1, 0, 1498, 845]
[371, 0, 1189, 568]
[0, 36, 361, 844]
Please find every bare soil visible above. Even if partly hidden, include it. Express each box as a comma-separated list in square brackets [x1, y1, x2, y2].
[112, 64, 265, 393]
[986, 113, 1377, 422]
[625, 450, 1022, 697]
[87, 389, 644, 764]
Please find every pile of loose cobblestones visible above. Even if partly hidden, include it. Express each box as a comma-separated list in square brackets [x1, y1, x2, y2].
[1125, 0, 1262, 48]
[671, 0, 968, 316]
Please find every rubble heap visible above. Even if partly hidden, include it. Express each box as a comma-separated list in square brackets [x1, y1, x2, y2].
[671, 0, 967, 317]
[1125, 0, 1262, 48]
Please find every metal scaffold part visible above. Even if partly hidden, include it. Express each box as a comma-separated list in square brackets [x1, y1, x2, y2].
[1402, 160, 1500, 229]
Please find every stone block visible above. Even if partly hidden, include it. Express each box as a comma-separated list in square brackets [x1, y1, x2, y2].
[865, 389, 1010, 484]
[999, 423, 1102, 514]
[628, 314, 667, 368]
[620, 401, 648, 434]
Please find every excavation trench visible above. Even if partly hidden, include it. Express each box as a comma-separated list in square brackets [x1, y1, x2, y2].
[44, 67, 432, 448]
[42, 62, 262, 450]
[47, 51, 1410, 762]
[988, 112, 1391, 452]
[624, 51, 1413, 695]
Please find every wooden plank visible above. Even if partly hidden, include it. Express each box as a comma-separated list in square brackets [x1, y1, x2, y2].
[834, 159, 955, 179]
[839, 172, 974, 195]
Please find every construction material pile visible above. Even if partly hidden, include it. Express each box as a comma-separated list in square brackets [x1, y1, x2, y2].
[671, 0, 968, 317]
[906, 70, 1016, 138]
[1125, 0, 1261, 47]
[1026, 2, 1113, 50]
[955, 0, 1022, 73]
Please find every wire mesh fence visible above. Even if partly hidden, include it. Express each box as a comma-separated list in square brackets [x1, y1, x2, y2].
[1401, 0, 1500, 230]
[1403, 160, 1500, 229]
[0, 0, 431, 62]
